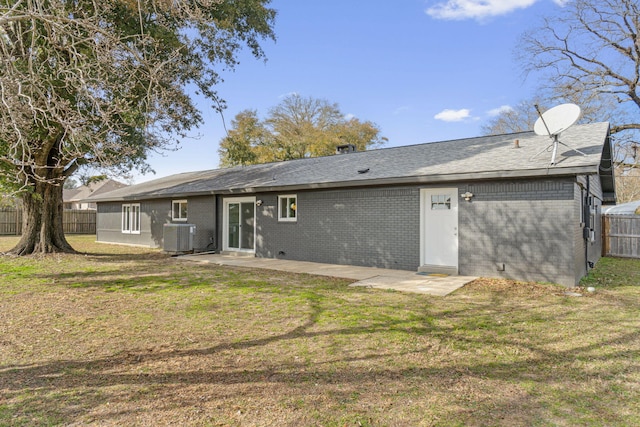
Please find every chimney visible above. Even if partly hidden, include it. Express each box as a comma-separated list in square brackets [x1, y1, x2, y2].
[514, 139, 520, 149]
[336, 144, 357, 154]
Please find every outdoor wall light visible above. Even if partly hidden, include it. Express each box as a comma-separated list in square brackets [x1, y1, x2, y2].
[461, 192, 474, 201]
[256, 200, 263, 206]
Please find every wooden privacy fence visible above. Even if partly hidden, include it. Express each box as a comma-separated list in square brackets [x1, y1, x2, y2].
[0, 208, 96, 235]
[0, 208, 22, 236]
[602, 214, 640, 258]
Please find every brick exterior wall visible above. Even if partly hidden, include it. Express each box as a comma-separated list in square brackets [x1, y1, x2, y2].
[247, 177, 595, 286]
[573, 175, 603, 282]
[186, 196, 216, 251]
[253, 188, 421, 271]
[457, 178, 579, 286]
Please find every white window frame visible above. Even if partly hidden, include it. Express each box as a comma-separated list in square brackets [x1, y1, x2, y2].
[122, 203, 141, 234]
[278, 195, 298, 222]
[172, 199, 188, 222]
[122, 204, 131, 233]
[131, 204, 140, 234]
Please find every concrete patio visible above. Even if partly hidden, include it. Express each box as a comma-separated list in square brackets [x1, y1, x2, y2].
[177, 253, 476, 296]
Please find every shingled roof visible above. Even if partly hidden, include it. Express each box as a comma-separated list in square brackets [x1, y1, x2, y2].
[87, 122, 614, 202]
[64, 179, 128, 202]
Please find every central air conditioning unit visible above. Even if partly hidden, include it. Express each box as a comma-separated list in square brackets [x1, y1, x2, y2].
[163, 223, 196, 253]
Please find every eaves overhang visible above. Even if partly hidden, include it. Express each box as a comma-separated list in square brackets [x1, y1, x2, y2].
[91, 163, 600, 202]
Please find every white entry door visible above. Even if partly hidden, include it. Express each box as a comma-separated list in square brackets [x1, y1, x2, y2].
[420, 188, 458, 273]
[223, 197, 256, 253]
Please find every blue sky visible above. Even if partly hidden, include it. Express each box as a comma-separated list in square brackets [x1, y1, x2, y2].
[135, 0, 568, 183]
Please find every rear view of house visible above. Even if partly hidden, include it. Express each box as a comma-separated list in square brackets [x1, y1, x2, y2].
[87, 122, 616, 286]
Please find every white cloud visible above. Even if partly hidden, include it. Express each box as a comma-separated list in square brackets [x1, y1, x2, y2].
[393, 106, 410, 115]
[344, 113, 355, 120]
[426, 0, 538, 21]
[434, 108, 472, 122]
[278, 91, 298, 99]
[487, 105, 513, 117]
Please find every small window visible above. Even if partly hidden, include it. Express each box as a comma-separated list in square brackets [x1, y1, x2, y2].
[431, 194, 451, 210]
[122, 203, 140, 234]
[122, 204, 131, 233]
[172, 200, 188, 221]
[131, 204, 141, 233]
[278, 195, 297, 222]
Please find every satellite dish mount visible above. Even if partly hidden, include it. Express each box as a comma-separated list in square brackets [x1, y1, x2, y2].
[532, 103, 587, 165]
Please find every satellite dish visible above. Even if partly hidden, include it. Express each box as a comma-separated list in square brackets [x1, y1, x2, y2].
[534, 103, 581, 137]
[532, 103, 585, 165]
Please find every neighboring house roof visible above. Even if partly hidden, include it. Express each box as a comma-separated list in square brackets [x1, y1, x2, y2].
[64, 179, 128, 203]
[87, 122, 615, 203]
[603, 200, 640, 215]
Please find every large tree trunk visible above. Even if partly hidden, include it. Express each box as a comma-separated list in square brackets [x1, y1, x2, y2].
[10, 180, 75, 255]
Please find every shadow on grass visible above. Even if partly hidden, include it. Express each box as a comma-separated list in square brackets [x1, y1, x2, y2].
[4, 246, 640, 425]
[1, 293, 639, 426]
[36, 257, 353, 294]
[79, 250, 171, 263]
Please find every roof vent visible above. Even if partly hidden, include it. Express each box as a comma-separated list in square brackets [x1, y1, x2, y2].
[336, 144, 357, 154]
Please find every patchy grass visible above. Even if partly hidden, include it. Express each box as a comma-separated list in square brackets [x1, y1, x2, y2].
[580, 256, 640, 288]
[0, 235, 639, 426]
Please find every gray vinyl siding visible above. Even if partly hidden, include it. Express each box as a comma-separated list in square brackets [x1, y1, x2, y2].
[96, 196, 216, 250]
[96, 199, 170, 248]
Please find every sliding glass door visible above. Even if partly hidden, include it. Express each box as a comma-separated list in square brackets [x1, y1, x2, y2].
[224, 198, 255, 252]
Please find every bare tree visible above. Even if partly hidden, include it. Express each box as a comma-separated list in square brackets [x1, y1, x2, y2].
[482, 99, 550, 135]
[483, 0, 640, 202]
[0, 0, 275, 254]
[519, 0, 640, 163]
[520, 0, 639, 130]
[482, 92, 616, 135]
[616, 163, 640, 203]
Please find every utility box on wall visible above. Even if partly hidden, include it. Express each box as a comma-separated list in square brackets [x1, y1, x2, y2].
[163, 223, 196, 253]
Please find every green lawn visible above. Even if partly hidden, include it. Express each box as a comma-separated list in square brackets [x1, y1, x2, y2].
[1, 235, 639, 426]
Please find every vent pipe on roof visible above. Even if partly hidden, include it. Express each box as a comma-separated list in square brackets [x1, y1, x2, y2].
[514, 139, 520, 148]
[336, 144, 357, 154]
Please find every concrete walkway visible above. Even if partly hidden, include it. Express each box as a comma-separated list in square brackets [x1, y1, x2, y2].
[177, 253, 476, 296]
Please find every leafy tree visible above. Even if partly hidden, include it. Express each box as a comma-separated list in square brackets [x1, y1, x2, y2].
[218, 110, 267, 167]
[63, 178, 78, 191]
[81, 175, 109, 187]
[219, 94, 385, 166]
[0, 0, 275, 254]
